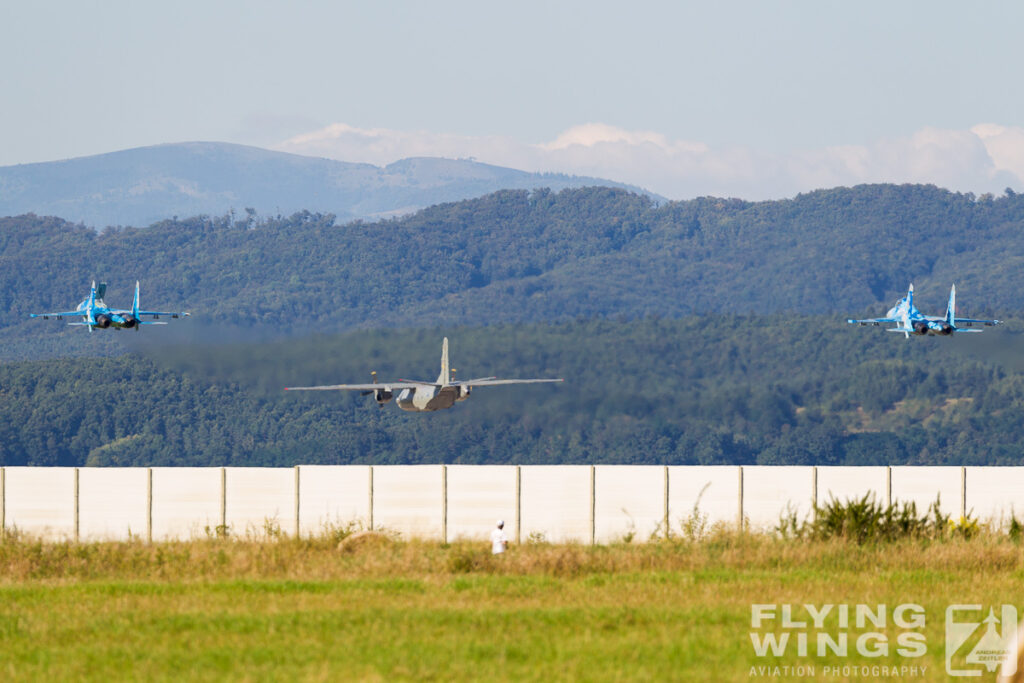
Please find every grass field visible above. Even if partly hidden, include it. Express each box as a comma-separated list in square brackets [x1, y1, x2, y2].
[1, 530, 1022, 681]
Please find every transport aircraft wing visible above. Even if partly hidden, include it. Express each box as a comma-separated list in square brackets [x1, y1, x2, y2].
[453, 378, 564, 387]
[284, 382, 426, 391]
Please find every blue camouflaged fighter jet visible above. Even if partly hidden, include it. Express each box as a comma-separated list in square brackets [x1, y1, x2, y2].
[30, 281, 189, 331]
[848, 284, 1000, 338]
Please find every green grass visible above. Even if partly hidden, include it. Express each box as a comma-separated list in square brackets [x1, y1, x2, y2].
[0, 533, 1022, 681]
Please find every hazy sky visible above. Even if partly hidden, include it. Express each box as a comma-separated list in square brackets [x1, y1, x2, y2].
[3, 0, 1024, 199]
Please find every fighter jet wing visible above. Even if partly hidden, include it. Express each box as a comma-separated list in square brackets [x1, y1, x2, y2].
[284, 382, 427, 391]
[847, 317, 898, 325]
[30, 311, 86, 319]
[951, 317, 1001, 325]
[133, 310, 190, 318]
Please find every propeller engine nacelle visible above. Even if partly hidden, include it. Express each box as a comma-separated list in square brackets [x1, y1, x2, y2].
[450, 368, 471, 402]
[360, 371, 393, 407]
[94, 314, 112, 328]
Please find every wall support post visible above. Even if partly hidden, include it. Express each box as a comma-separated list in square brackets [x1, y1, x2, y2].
[589, 465, 596, 546]
[663, 465, 670, 539]
[220, 467, 227, 535]
[73, 468, 80, 542]
[886, 466, 892, 507]
[294, 466, 301, 538]
[146, 468, 153, 544]
[368, 466, 374, 531]
[515, 465, 521, 545]
[441, 465, 448, 544]
[961, 466, 967, 521]
[737, 466, 744, 532]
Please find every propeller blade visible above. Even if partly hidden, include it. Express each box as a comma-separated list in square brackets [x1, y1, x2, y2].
[363, 371, 381, 396]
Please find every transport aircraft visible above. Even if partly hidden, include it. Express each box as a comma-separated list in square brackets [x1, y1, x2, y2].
[30, 281, 189, 331]
[285, 337, 563, 412]
[847, 284, 1000, 338]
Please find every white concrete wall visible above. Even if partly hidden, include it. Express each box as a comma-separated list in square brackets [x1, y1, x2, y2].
[79, 468, 148, 541]
[1, 465, 1019, 543]
[743, 466, 815, 530]
[594, 466, 664, 543]
[890, 466, 962, 518]
[446, 465, 517, 542]
[965, 467, 1024, 526]
[4, 467, 76, 540]
[520, 466, 591, 543]
[151, 467, 222, 540]
[297, 465, 371, 535]
[372, 465, 443, 538]
[816, 466, 889, 507]
[667, 466, 740, 530]
[225, 467, 295, 537]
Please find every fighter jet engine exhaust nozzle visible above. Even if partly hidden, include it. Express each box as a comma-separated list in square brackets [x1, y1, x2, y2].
[94, 314, 112, 328]
[912, 321, 929, 335]
[122, 316, 138, 329]
[938, 323, 953, 335]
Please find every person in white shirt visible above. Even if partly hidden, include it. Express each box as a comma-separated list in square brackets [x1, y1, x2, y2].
[491, 519, 509, 555]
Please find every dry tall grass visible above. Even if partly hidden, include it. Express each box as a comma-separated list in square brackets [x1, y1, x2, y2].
[2, 522, 1021, 583]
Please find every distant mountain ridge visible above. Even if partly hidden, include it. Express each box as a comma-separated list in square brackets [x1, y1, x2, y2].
[0, 142, 660, 228]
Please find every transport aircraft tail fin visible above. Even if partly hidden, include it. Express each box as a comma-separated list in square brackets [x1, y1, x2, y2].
[436, 337, 451, 385]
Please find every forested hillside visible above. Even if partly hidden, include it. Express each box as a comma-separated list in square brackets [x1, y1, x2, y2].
[2, 184, 1021, 362]
[5, 183, 1024, 467]
[2, 318, 1022, 468]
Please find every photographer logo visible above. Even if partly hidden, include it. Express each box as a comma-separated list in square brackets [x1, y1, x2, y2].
[945, 604, 1017, 677]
